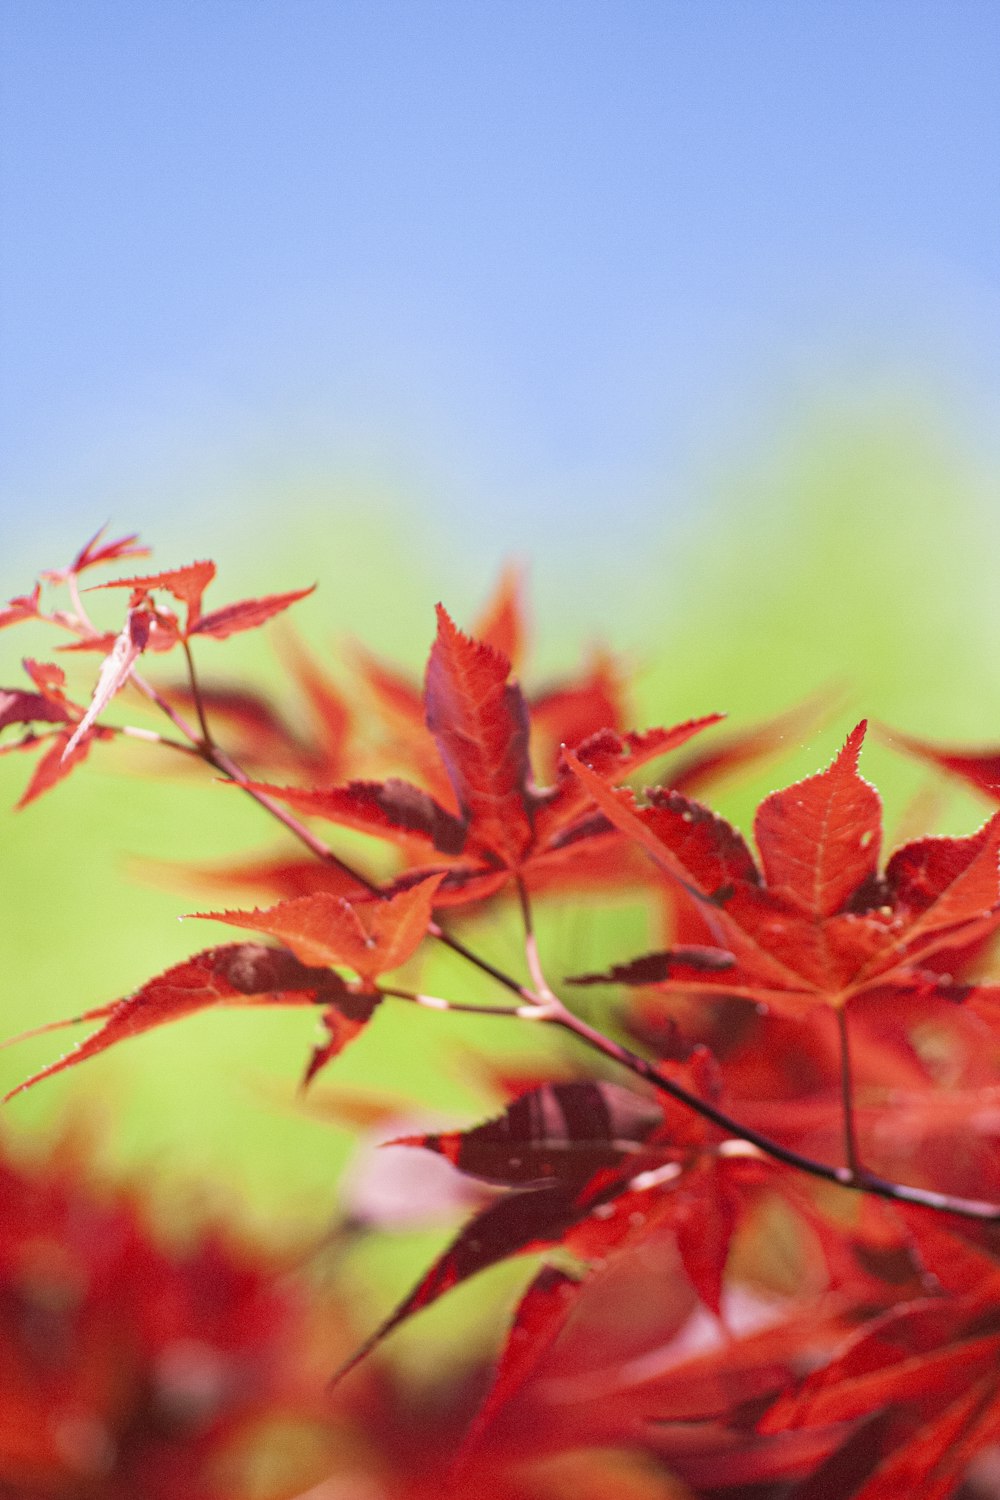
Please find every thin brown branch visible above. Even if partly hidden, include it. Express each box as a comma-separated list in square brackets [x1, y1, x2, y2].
[181, 638, 213, 748]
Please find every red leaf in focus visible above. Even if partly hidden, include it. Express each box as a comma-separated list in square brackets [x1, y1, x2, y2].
[4, 943, 353, 1099]
[754, 721, 881, 918]
[195, 872, 445, 983]
[99, 561, 217, 628]
[424, 604, 534, 865]
[190, 583, 315, 640]
[565, 728, 1000, 1019]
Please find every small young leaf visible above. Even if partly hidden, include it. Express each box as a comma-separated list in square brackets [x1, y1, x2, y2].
[189, 584, 316, 641]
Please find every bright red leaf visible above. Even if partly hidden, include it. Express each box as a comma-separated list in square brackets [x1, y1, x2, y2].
[194, 872, 445, 983]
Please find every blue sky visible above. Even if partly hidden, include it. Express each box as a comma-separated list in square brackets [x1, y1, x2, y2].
[2, 2, 998, 590]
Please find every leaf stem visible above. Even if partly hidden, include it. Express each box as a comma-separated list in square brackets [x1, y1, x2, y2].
[181, 638, 213, 748]
[379, 984, 538, 1018]
[836, 1005, 862, 1180]
[516, 875, 558, 1004]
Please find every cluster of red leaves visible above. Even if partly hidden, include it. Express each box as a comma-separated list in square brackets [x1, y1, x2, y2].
[5, 529, 1000, 1498]
[0, 1128, 330, 1499]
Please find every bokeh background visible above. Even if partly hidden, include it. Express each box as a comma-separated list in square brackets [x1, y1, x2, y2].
[2, 0, 1000, 1353]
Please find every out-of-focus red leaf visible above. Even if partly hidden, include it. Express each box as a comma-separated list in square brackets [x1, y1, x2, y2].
[669, 696, 830, 797]
[195, 872, 445, 983]
[885, 727, 1000, 803]
[472, 563, 527, 670]
[16, 725, 111, 809]
[158, 850, 370, 903]
[529, 650, 627, 778]
[0, 583, 41, 629]
[3, 943, 353, 1099]
[0, 689, 72, 731]
[190, 583, 315, 640]
[279, 629, 352, 777]
[672, 1157, 744, 1316]
[850, 1374, 1000, 1500]
[424, 604, 534, 865]
[65, 524, 150, 576]
[22, 658, 71, 705]
[165, 682, 323, 774]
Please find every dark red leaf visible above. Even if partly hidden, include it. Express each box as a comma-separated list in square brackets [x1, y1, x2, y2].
[242, 776, 467, 853]
[568, 947, 736, 987]
[4, 943, 352, 1099]
[330, 1182, 587, 1384]
[391, 1081, 666, 1187]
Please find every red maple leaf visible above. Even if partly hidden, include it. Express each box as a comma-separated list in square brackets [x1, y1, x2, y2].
[565, 723, 1000, 1021]
[3, 943, 369, 1099]
[242, 606, 723, 908]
